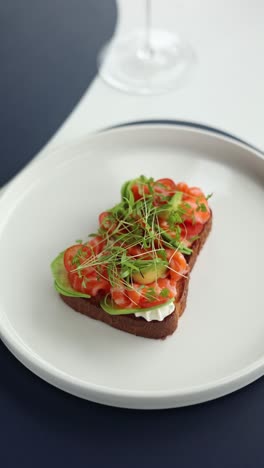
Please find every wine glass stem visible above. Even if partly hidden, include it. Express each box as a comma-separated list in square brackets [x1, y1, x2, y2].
[145, 0, 153, 57]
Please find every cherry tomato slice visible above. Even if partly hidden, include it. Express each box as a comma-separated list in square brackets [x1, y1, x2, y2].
[99, 211, 110, 228]
[64, 245, 91, 272]
[98, 212, 117, 233]
[154, 178, 177, 195]
[86, 236, 106, 256]
[131, 183, 150, 201]
[127, 246, 153, 260]
[179, 222, 204, 241]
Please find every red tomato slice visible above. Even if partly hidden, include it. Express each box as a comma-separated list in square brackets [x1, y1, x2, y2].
[154, 178, 177, 195]
[127, 245, 153, 260]
[99, 211, 110, 228]
[127, 246, 142, 257]
[179, 222, 204, 241]
[86, 236, 106, 256]
[68, 271, 86, 292]
[98, 212, 117, 233]
[64, 245, 91, 273]
[131, 183, 150, 201]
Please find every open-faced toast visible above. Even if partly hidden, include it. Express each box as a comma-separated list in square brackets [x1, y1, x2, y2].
[60, 214, 212, 339]
[51, 177, 212, 339]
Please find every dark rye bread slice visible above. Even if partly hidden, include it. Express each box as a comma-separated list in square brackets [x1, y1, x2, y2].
[60, 213, 212, 339]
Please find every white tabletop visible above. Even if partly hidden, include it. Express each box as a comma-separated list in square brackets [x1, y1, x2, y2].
[35, 0, 264, 158]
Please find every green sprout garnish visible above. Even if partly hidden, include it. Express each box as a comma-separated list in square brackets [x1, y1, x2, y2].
[160, 288, 170, 298]
[68, 177, 212, 296]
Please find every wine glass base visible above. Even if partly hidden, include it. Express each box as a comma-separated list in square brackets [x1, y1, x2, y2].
[98, 29, 196, 95]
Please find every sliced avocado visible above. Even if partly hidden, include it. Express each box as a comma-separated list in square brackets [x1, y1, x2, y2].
[100, 295, 174, 316]
[158, 191, 183, 220]
[51, 252, 91, 299]
[161, 232, 192, 255]
[171, 191, 183, 209]
[54, 281, 83, 298]
[132, 262, 167, 285]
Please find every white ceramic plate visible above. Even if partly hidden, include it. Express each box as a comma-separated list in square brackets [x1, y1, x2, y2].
[0, 124, 264, 409]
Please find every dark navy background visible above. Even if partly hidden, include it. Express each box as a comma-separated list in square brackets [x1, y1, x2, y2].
[1, 2, 264, 467]
[0, 0, 116, 186]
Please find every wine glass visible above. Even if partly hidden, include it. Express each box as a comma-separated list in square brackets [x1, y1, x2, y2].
[98, 0, 195, 95]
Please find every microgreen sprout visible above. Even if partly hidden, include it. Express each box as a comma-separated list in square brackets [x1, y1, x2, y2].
[69, 177, 212, 298]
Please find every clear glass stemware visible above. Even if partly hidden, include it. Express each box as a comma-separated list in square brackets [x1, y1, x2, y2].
[98, 0, 195, 95]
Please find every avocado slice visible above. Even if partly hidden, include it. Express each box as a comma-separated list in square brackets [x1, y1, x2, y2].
[51, 253, 174, 314]
[132, 261, 167, 285]
[161, 232, 192, 255]
[100, 295, 174, 315]
[51, 252, 91, 299]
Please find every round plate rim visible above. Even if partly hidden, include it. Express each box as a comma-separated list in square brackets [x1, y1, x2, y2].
[0, 120, 264, 409]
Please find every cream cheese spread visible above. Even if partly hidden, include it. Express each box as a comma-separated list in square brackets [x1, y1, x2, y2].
[134, 301, 175, 322]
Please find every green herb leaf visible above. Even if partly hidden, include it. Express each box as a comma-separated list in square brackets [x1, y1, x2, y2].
[145, 287, 157, 302]
[160, 288, 170, 298]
